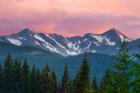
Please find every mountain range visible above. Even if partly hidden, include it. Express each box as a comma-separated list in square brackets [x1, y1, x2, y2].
[0, 28, 140, 80]
[0, 28, 139, 57]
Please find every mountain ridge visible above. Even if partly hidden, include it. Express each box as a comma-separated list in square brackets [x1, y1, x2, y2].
[1, 28, 130, 39]
[0, 28, 139, 56]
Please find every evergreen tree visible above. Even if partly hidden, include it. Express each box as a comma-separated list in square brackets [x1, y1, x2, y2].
[85, 86, 94, 93]
[49, 71, 57, 93]
[98, 69, 114, 93]
[13, 59, 23, 93]
[68, 80, 72, 93]
[0, 62, 2, 92]
[57, 81, 61, 93]
[92, 75, 97, 93]
[74, 53, 90, 93]
[129, 49, 140, 92]
[79, 53, 89, 93]
[72, 73, 79, 93]
[111, 40, 131, 93]
[35, 69, 42, 93]
[3, 54, 14, 93]
[30, 65, 39, 93]
[39, 64, 50, 93]
[61, 63, 70, 93]
[22, 59, 30, 93]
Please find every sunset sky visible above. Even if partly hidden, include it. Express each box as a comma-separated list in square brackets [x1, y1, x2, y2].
[0, 0, 140, 39]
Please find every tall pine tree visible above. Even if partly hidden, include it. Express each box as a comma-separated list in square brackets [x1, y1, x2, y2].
[129, 47, 140, 93]
[92, 75, 97, 93]
[39, 64, 50, 93]
[22, 59, 30, 93]
[13, 59, 23, 93]
[3, 54, 14, 93]
[98, 69, 114, 93]
[0, 62, 3, 92]
[111, 40, 131, 93]
[61, 63, 70, 93]
[49, 71, 57, 93]
[30, 65, 39, 93]
[74, 53, 89, 93]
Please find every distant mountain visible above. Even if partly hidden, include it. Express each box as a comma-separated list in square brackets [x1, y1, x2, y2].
[0, 28, 139, 81]
[0, 28, 139, 56]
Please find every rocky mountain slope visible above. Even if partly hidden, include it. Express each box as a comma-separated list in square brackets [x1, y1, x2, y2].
[0, 28, 139, 56]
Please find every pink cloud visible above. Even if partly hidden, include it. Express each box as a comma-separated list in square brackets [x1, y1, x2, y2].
[0, 0, 140, 39]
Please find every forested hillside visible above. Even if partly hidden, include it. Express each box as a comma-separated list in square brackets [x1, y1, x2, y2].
[0, 40, 140, 93]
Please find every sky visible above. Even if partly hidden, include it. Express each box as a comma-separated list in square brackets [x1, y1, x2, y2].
[0, 0, 140, 39]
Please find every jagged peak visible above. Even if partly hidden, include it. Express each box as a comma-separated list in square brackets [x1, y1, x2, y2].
[83, 33, 100, 37]
[103, 28, 125, 37]
[102, 28, 132, 42]
[83, 28, 121, 37]
[103, 28, 119, 35]
[48, 33, 63, 37]
[18, 28, 35, 35]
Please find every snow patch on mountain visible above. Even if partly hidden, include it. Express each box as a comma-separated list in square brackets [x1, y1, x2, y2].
[43, 41, 61, 54]
[91, 50, 96, 53]
[18, 37, 27, 40]
[47, 35, 67, 49]
[85, 42, 92, 49]
[7, 38, 22, 46]
[0, 28, 134, 56]
[34, 34, 64, 55]
[84, 39, 87, 41]
[91, 34, 116, 46]
[116, 31, 131, 42]
[34, 41, 40, 46]
[104, 37, 116, 46]
[66, 50, 79, 56]
[91, 35, 104, 42]
[34, 34, 45, 42]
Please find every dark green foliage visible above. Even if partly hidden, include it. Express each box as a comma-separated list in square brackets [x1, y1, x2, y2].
[61, 63, 70, 93]
[92, 75, 97, 93]
[0, 62, 2, 92]
[1, 45, 140, 93]
[3, 54, 14, 93]
[13, 59, 23, 93]
[129, 51, 140, 92]
[73, 53, 90, 93]
[98, 69, 114, 93]
[49, 71, 57, 93]
[22, 59, 30, 93]
[111, 40, 131, 93]
[39, 64, 50, 93]
[30, 65, 39, 93]
[0, 55, 59, 93]
[97, 40, 139, 93]
[100, 40, 133, 93]
[72, 73, 78, 93]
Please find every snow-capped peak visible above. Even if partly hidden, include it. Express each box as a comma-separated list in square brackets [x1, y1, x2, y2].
[116, 30, 131, 42]
[102, 28, 131, 42]
[17, 28, 35, 36]
[0, 28, 134, 56]
[103, 28, 120, 36]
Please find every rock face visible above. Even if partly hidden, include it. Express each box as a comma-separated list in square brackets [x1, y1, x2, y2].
[0, 28, 139, 56]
